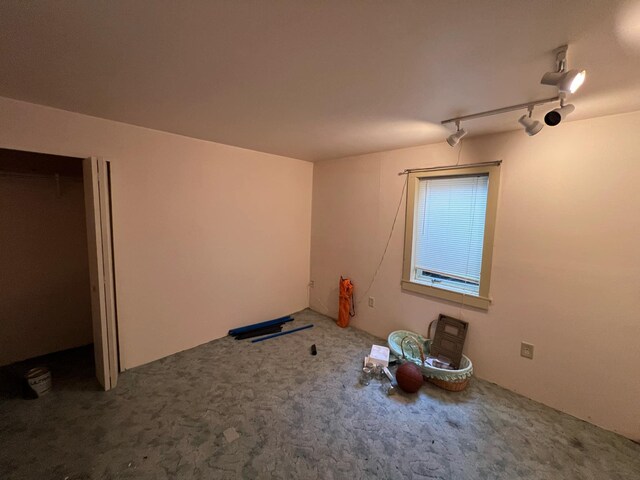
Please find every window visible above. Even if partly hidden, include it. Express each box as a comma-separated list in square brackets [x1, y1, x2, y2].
[402, 165, 500, 309]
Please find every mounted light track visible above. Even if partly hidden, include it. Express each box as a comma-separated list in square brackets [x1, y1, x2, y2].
[440, 45, 585, 145]
[441, 96, 558, 146]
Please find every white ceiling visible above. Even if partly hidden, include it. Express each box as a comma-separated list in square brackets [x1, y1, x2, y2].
[1, 1, 640, 161]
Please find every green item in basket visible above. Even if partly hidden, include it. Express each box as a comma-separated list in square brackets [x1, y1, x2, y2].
[387, 329, 474, 383]
[387, 330, 429, 363]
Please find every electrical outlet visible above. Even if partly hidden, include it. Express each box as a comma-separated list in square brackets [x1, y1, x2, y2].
[308, 280, 314, 288]
[368, 297, 375, 308]
[520, 342, 534, 359]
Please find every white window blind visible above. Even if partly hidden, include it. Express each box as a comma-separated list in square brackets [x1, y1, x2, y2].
[413, 174, 489, 295]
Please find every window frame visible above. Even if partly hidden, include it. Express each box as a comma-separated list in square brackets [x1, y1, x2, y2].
[401, 164, 500, 310]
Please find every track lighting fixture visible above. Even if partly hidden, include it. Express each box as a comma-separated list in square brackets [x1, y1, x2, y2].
[518, 108, 543, 136]
[544, 102, 575, 126]
[440, 45, 584, 142]
[540, 45, 586, 94]
[446, 121, 467, 147]
[540, 69, 586, 94]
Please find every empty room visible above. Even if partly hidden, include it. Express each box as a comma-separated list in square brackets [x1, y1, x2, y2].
[0, 1, 638, 479]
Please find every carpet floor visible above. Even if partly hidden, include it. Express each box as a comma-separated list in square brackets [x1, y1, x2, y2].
[1, 309, 638, 479]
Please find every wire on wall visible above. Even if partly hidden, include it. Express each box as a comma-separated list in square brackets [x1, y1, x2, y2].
[456, 138, 464, 166]
[356, 173, 408, 307]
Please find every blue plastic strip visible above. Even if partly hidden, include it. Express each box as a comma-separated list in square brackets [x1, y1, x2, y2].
[251, 324, 314, 343]
[228, 315, 293, 336]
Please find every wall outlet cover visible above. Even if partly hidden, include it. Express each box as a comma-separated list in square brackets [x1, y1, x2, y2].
[521, 342, 534, 359]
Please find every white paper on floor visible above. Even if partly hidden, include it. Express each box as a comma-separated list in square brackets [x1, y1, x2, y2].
[223, 427, 240, 443]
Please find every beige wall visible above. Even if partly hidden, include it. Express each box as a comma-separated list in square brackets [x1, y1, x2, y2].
[310, 111, 640, 441]
[0, 96, 313, 369]
[0, 171, 93, 365]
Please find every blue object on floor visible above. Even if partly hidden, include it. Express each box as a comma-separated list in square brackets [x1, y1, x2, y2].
[251, 324, 314, 343]
[228, 315, 293, 336]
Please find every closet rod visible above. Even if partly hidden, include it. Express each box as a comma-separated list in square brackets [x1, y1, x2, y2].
[0, 171, 81, 180]
[398, 160, 502, 176]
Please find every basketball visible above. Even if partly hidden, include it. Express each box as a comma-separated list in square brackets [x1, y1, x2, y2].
[396, 362, 423, 393]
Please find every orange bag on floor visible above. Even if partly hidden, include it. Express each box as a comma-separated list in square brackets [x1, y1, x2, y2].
[337, 277, 355, 328]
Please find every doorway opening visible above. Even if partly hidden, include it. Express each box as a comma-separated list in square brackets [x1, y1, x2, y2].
[0, 148, 118, 396]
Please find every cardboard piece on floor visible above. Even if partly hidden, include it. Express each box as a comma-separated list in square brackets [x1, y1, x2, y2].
[223, 427, 240, 443]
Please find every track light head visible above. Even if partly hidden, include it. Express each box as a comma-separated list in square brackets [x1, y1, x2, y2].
[541, 69, 586, 94]
[540, 45, 586, 94]
[544, 103, 575, 126]
[518, 113, 543, 136]
[446, 125, 467, 147]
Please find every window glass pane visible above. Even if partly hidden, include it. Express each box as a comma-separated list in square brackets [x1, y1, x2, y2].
[416, 270, 480, 295]
[414, 174, 488, 293]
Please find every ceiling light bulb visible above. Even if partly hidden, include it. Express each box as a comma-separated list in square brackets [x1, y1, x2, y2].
[518, 114, 543, 136]
[568, 70, 586, 93]
[544, 104, 575, 126]
[540, 69, 587, 94]
[446, 127, 467, 147]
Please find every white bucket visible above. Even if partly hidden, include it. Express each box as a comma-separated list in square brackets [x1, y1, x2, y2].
[24, 367, 52, 398]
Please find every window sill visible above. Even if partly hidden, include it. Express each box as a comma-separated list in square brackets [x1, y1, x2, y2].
[401, 280, 491, 310]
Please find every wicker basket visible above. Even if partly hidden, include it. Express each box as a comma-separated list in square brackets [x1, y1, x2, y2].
[427, 376, 470, 392]
[387, 330, 473, 392]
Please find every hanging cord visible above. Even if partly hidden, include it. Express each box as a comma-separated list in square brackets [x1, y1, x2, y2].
[455, 137, 464, 166]
[356, 174, 408, 307]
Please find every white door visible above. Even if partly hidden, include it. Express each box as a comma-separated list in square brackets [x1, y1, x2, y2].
[83, 157, 118, 390]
